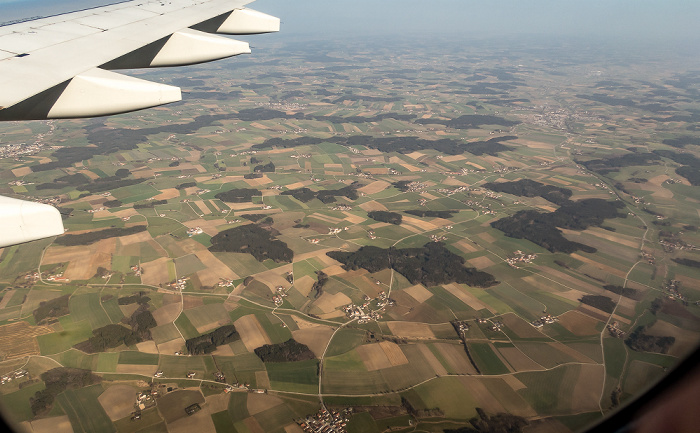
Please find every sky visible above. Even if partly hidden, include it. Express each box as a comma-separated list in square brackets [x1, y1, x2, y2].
[1, 0, 699, 43]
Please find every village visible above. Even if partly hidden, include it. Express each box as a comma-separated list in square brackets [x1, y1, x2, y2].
[342, 291, 395, 324]
[296, 407, 351, 433]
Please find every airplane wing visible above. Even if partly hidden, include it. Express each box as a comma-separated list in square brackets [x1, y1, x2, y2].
[0, 0, 280, 247]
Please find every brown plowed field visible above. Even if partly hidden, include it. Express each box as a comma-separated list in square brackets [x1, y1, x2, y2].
[247, 392, 282, 415]
[152, 302, 182, 326]
[500, 313, 544, 339]
[433, 343, 478, 375]
[0, 321, 52, 360]
[557, 310, 601, 336]
[497, 347, 543, 372]
[416, 344, 448, 376]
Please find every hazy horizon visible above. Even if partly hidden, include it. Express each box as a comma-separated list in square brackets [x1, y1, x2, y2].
[1, 0, 699, 46]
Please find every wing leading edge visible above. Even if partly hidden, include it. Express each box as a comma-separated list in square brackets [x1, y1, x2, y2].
[0, 0, 280, 120]
[0, 0, 279, 248]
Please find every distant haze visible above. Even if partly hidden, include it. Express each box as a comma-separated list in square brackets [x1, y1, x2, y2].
[2, 0, 699, 45]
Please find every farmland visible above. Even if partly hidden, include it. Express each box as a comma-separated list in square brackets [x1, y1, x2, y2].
[0, 30, 699, 433]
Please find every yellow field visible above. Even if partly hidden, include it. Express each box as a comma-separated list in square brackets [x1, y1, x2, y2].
[43, 238, 116, 280]
[358, 180, 391, 195]
[251, 266, 293, 293]
[442, 283, 490, 312]
[136, 340, 159, 354]
[119, 230, 153, 246]
[291, 325, 335, 358]
[356, 341, 408, 371]
[467, 256, 496, 269]
[98, 384, 139, 421]
[234, 315, 272, 351]
[386, 321, 435, 339]
[157, 338, 185, 355]
[141, 257, 173, 286]
[11, 167, 32, 177]
[153, 188, 181, 200]
[313, 292, 352, 314]
[28, 416, 74, 433]
[403, 284, 433, 303]
[358, 201, 389, 213]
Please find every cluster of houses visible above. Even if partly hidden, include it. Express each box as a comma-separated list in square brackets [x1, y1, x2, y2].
[659, 236, 695, 252]
[531, 314, 558, 328]
[607, 321, 625, 338]
[664, 280, 687, 302]
[8, 180, 32, 186]
[328, 227, 349, 235]
[343, 292, 395, 324]
[134, 389, 156, 412]
[507, 251, 538, 267]
[290, 153, 312, 159]
[452, 320, 470, 338]
[367, 230, 376, 240]
[297, 407, 351, 433]
[331, 204, 352, 211]
[272, 286, 289, 306]
[641, 250, 655, 265]
[1, 369, 28, 385]
[492, 165, 518, 174]
[46, 273, 70, 283]
[168, 278, 188, 291]
[87, 207, 106, 213]
[217, 279, 235, 288]
[436, 186, 469, 196]
[463, 199, 496, 215]
[402, 181, 428, 192]
[308, 238, 321, 244]
[186, 227, 203, 237]
[430, 234, 448, 242]
[223, 382, 252, 393]
[130, 265, 142, 276]
[0, 141, 44, 159]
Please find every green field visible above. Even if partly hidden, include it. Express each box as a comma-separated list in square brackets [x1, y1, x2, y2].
[467, 342, 510, 375]
[266, 360, 319, 393]
[56, 385, 115, 433]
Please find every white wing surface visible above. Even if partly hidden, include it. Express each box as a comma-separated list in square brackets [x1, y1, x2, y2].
[0, 0, 279, 247]
[0, 0, 280, 120]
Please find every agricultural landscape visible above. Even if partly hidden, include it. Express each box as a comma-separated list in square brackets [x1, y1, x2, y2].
[0, 34, 699, 433]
